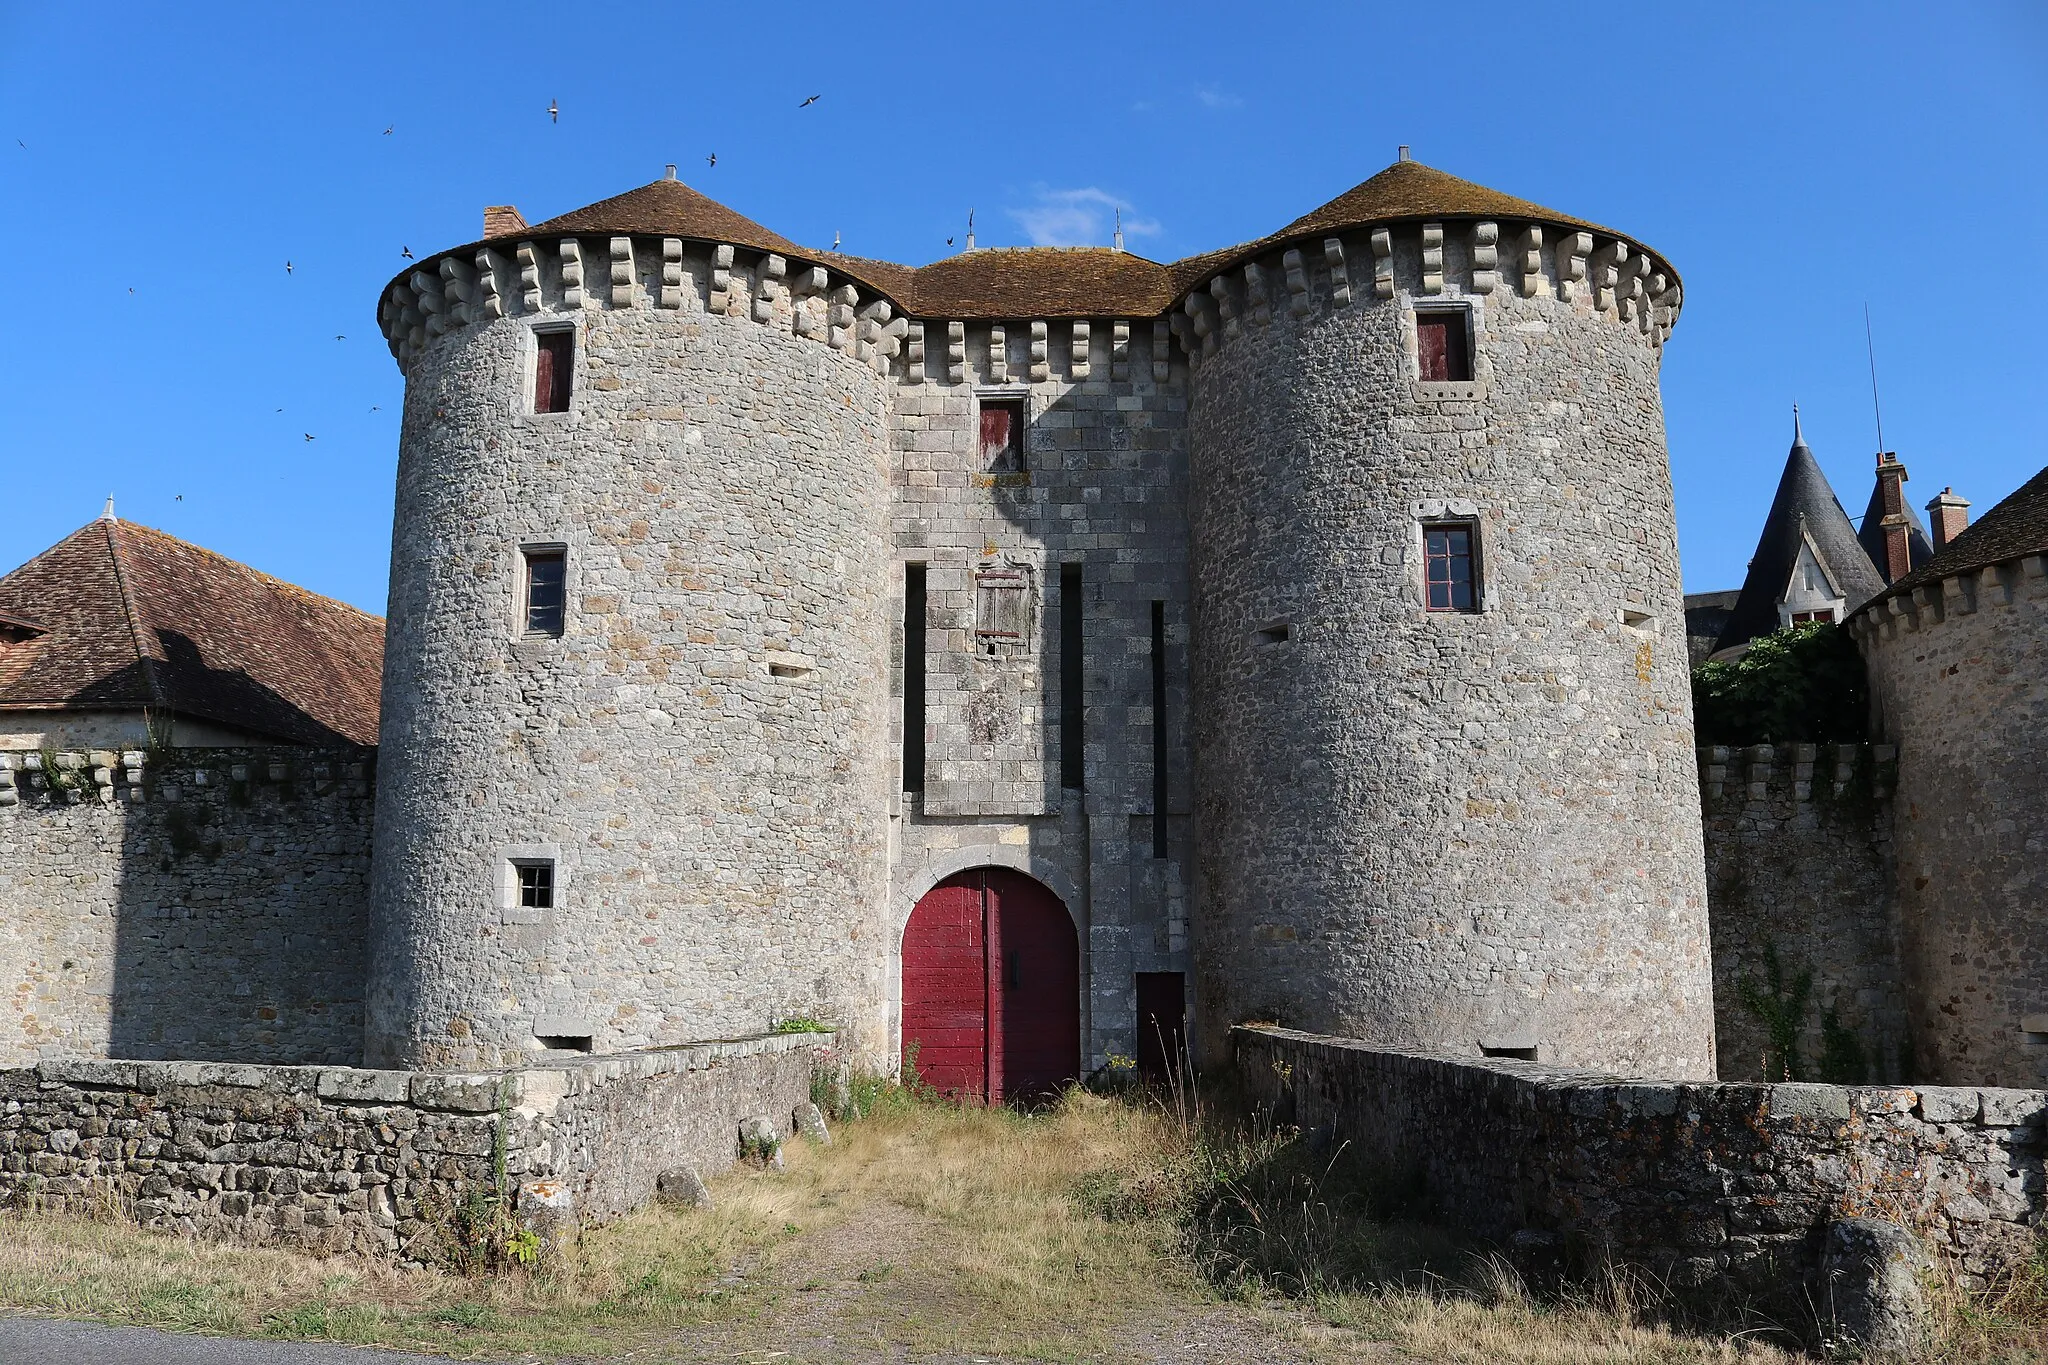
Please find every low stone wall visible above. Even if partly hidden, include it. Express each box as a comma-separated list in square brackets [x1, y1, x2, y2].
[1237, 1026, 2044, 1312]
[0, 1032, 830, 1260]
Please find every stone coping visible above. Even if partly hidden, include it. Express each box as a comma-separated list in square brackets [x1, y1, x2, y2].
[20, 1030, 838, 1115]
[1232, 1025, 2047, 1127]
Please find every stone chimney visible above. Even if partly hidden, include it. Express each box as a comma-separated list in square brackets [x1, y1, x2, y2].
[483, 204, 528, 237]
[1926, 487, 1971, 552]
[1874, 452, 1912, 583]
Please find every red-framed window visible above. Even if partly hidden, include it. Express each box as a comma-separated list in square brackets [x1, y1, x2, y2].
[1425, 524, 1478, 612]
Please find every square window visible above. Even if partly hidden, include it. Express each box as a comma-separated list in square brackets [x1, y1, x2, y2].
[534, 329, 574, 413]
[1416, 311, 1472, 383]
[514, 860, 554, 910]
[523, 548, 566, 636]
[1424, 524, 1479, 612]
[978, 397, 1024, 472]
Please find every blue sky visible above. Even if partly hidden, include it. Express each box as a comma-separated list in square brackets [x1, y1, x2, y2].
[3, 1, 2043, 614]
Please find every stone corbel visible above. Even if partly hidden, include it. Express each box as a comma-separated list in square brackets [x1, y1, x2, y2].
[1184, 291, 1219, 356]
[1208, 276, 1239, 339]
[1029, 321, 1049, 382]
[790, 265, 828, 338]
[906, 320, 926, 384]
[1555, 232, 1591, 303]
[709, 244, 734, 314]
[609, 236, 635, 308]
[1470, 222, 1498, 294]
[1325, 237, 1353, 307]
[1515, 225, 1548, 298]
[753, 254, 787, 324]
[1420, 223, 1444, 295]
[1111, 320, 1131, 381]
[476, 248, 508, 320]
[438, 256, 477, 328]
[1243, 262, 1272, 325]
[517, 242, 543, 312]
[828, 283, 859, 351]
[1283, 249, 1311, 318]
[659, 239, 685, 309]
[1070, 321, 1091, 379]
[1152, 318, 1171, 381]
[1370, 228, 1394, 300]
[410, 269, 449, 337]
[947, 321, 966, 384]
[988, 324, 1009, 382]
[558, 239, 585, 309]
[1590, 239, 1629, 314]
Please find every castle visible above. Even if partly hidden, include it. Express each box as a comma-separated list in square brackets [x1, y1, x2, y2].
[4, 154, 2043, 1101]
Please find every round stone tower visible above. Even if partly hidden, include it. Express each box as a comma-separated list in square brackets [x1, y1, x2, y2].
[366, 174, 897, 1068]
[1183, 158, 1716, 1077]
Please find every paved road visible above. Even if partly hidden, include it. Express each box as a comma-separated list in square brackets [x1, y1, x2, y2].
[0, 1317, 462, 1364]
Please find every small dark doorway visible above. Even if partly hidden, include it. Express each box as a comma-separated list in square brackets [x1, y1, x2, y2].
[1135, 971, 1186, 1084]
[902, 868, 1079, 1104]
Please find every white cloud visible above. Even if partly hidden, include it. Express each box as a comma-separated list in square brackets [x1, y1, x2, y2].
[1195, 85, 1244, 110]
[1006, 187, 1162, 248]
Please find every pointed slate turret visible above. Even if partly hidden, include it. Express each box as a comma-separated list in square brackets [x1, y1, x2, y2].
[1712, 412, 1888, 654]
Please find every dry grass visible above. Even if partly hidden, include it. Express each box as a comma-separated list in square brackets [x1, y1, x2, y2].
[0, 1088, 2035, 1362]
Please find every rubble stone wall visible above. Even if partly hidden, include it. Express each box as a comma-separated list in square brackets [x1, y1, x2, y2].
[1238, 1026, 2045, 1312]
[0, 1031, 828, 1260]
[1699, 743, 1910, 1083]
[1853, 555, 2048, 1089]
[0, 747, 373, 1067]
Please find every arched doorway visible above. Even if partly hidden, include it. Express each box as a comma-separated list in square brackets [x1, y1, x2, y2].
[901, 867, 1079, 1104]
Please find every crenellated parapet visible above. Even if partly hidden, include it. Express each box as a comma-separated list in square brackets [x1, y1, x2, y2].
[1168, 219, 1681, 370]
[1845, 552, 2048, 644]
[1695, 743, 1896, 806]
[0, 749, 371, 810]
[378, 236, 914, 379]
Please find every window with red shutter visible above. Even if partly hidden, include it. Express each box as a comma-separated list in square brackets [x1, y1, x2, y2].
[978, 398, 1024, 471]
[1416, 311, 1472, 383]
[534, 330, 574, 413]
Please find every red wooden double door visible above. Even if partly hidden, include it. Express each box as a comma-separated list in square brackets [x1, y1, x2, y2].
[901, 868, 1079, 1104]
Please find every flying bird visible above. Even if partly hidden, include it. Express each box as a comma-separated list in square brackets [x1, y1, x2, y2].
[175, 494, 183, 501]
[127, 287, 134, 294]
[303, 433, 316, 442]
[14, 139, 22, 149]
[285, 260, 293, 274]
[547, 98, 559, 123]
[370, 405, 381, 412]
[401, 246, 414, 259]
[382, 125, 394, 135]
[706, 152, 716, 167]
[798, 94, 820, 108]
[945, 236, 953, 246]
[275, 407, 284, 412]
[832, 230, 840, 250]
[334, 334, 345, 341]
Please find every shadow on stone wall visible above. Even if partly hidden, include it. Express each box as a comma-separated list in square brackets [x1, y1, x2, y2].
[103, 745, 374, 1064]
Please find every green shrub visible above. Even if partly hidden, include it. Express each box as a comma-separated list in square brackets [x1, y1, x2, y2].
[1691, 622, 1868, 745]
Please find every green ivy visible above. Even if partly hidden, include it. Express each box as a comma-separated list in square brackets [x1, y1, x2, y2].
[1736, 941, 1812, 1081]
[1692, 622, 1869, 746]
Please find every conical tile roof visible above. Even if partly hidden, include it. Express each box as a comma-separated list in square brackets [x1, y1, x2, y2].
[389, 158, 1675, 325]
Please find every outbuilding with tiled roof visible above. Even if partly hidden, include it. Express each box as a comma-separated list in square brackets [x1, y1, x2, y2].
[0, 511, 384, 750]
